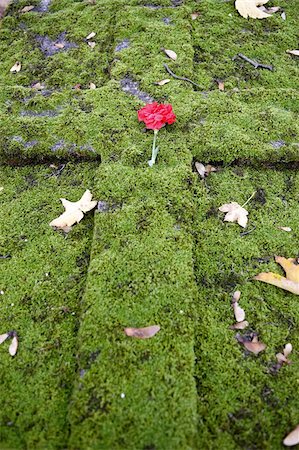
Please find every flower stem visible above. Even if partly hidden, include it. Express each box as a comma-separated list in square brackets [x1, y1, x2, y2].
[241, 191, 256, 208]
[148, 129, 159, 167]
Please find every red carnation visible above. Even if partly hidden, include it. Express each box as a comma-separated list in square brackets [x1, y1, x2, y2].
[137, 102, 176, 167]
[138, 102, 176, 130]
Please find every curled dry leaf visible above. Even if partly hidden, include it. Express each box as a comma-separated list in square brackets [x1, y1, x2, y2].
[0, 0, 11, 18]
[233, 302, 246, 322]
[217, 80, 225, 91]
[88, 41, 96, 49]
[54, 42, 65, 49]
[232, 290, 241, 303]
[161, 48, 177, 61]
[10, 61, 21, 73]
[89, 82, 96, 89]
[278, 226, 292, 232]
[155, 79, 171, 86]
[86, 31, 96, 40]
[230, 320, 249, 330]
[32, 82, 45, 89]
[20, 5, 34, 13]
[286, 50, 299, 57]
[9, 335, 18, 356]
[0, 333, 9, 344]
[124, 325, 160, 339]
[283, 424, 299, 447]
[235, 0, 272, 19]
[284, 343, 293, 357]
[195, 162, 216, 178]
[50, 189, 97, 232]
[244, 340, 266, 354]
[219, 202, 248, 228]
[254, 256, 299, 295]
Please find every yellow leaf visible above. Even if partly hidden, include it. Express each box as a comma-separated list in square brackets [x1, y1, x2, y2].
[275, 256, 299, 282]
[254, 271, 299, 295]
[235, 0, 272, 19]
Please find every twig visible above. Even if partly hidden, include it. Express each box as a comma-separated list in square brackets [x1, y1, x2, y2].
[163, 63, 203, 88]
[240, 226, 256, 237]
[241, 191, 256, 208]
[234, 53, 273, 71]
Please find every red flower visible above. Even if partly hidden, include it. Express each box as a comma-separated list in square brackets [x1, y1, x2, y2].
[137, 102, 176, 130]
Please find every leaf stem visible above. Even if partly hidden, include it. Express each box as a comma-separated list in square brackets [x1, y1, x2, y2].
[148, 129, 159, 167]
[241, 191, 256, 208]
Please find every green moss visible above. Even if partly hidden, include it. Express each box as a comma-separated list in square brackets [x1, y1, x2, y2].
[193, 167, 299, 449]
[0, 162, 97, 449]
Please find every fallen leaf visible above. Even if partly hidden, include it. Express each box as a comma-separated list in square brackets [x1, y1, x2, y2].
[235, 0, 272, 19]
[219, 202, 248, 228]
[284, 343, 292, 357]
[243, 340, 266, 354]
[233, 302, 246, 322]
[124, 325, 160, 339]
[217, 80, 225, 91]
[205, 164, 217, 175]
[283, 424, 299, 446]
[232, 290, 241, 303]
[54, 42, 65, 49]
[86, 31, 96, 40]
[155, 79, 171, 86]
[9, 335, 18, 356]
[89, 82, 96, 89]
[281, 11, 286, 20]
[88, 41, 96, 49]
[10, 61, 21, 73]
[278, 226, 292, 232]
[73, 83, 81, 90]
[286, 50, 299, 57]
[50, 189, 97, 231]
[20, 5, 34, 13]
[254, 256, 299, 295]
[191, 12, 199, 20]
[0, 333, 9, 344]
[230, 320, 249, 330]
[32, 82, 45, 89]
[0, 0, 11, 18]
[195, 162, 206, 178]
[161, 48, 177, 61]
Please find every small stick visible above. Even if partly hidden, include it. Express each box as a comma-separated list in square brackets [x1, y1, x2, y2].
[163, 63, 203, 88]
[235, 53, 273, 71]
[240, 226, 256, 237]
[241, 191, 256, 208]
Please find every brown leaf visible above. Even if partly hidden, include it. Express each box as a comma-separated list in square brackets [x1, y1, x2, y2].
[0, 0, 11, 18]
[286, 50, 299, 57]
[0, 333, 9, 344]
[54, 42, 65, 49]
[235, 0, 272, 19]
[20, 5, 34, 13]
[10, 61, 21, 73]
[161, 48, 177, 61]
[155, 79, 171, 86]
[205, 164, 217, 174]
[229, 321, 249, 330]
[283, 424, 299, 446]
[86, 32, 96, 40]
[9, 335, 18, 356]
[255, 256, 299, 295]
[243, 340, 266, 354]
[217, 80, 225, 91]
[219, 202, 248, 228]
[124, 325, 160, 339]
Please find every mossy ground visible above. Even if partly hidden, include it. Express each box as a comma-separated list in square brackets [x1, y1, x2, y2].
[0, 0, 298, 449]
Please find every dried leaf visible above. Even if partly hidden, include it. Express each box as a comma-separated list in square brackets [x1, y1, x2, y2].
[243, 340, 266, 354]
[284, 343, 293, 357]
[10, 61, 21, 73]
[20, 5, 34, 13]
[0, 333, 9, 344]
[124, 325, 160, 339]
[276, 352, 288, 364]
[86, 32, 96, 40]
[191, 12, 199, 20]
[50, 190, 97, 231]
[283, 424, 299, 447]
[286, 50, 299, 57]
[9, 335, 18, 356]
[88, 41, 96, 49]
[162, 48, 177, 61]
[218, 80, 225, 91]
[219, 202, 248, 228]
[32, 82, 45, 89]
[232, 290, 241, 303]
[233, 302, 246, 322]
[0, 0, 11, 18]
[155, 79, 171, 86]
[195, 162, 206, 178]
[230, 320, 249, 330]
[89, 82, 96, 89]
[205, 164, 217, 174]
[281, 11, 286, 20]
[235, 0, 272, 19]
[255, 256, 299, 295]
[54, 42, 65, 49]
[278, 226, 292, 232]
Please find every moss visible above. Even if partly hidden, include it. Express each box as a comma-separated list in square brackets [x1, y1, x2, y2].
[0, 162, 97, 449]
[193, 167, 299, 449]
